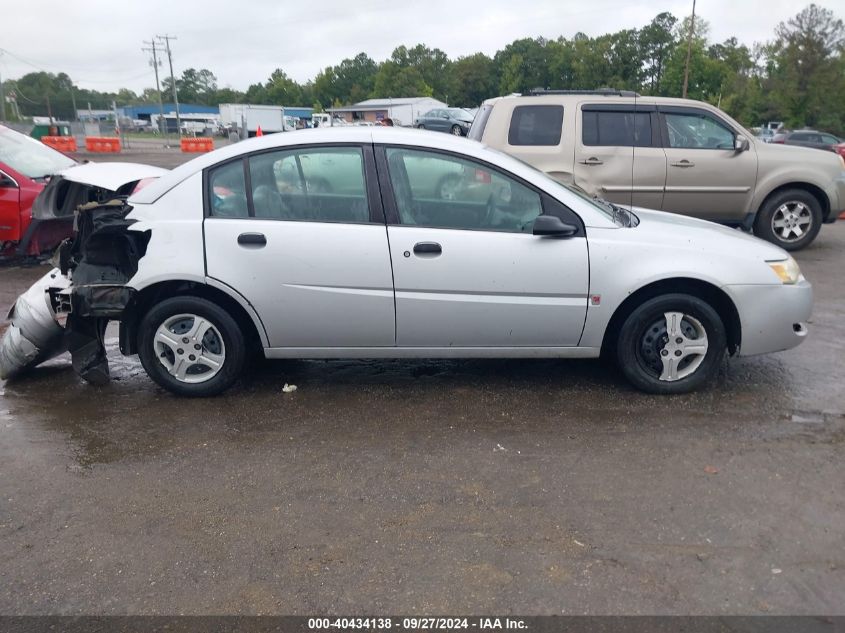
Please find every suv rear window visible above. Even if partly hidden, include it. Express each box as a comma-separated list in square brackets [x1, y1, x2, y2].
[582, 110, 652, 147]
[508, 105, 564, 146]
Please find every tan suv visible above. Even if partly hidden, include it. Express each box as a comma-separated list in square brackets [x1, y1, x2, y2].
[469, 90, 845, 250]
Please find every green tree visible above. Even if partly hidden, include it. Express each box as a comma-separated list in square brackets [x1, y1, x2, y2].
[768, 4, 845, 130]
[640, 12, 678, 93]
[449, 53, 497, 106]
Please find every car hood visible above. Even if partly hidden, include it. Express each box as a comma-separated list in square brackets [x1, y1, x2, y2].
[630, 207, 789, 262]
[58, 162, 167, 191]
[755, 138, 843, 166]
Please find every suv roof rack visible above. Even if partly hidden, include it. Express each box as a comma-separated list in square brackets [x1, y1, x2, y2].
[526, 89, 641, 97]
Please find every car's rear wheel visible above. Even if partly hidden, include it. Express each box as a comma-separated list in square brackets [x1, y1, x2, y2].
[417, 124, 425, 129]
[616, 294, 726, 394]
[138, 296, 246, 397]
[753, 189, 822, 251]
[451, 124, 463, 136]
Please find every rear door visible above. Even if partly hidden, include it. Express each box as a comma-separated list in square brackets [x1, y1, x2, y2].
[378, 146, 589, 348]
[659, 106, 758, 222]
[573, 103, 666, 209]
[202, 143, 396, 349]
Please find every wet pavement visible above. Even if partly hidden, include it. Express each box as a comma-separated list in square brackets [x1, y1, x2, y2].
[1, 186, 844, 613]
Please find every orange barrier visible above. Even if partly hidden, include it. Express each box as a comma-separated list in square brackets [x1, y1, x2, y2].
[180, 137, 214, 153]
[85, 137, 121, 153]
[41, 136, 78, 152]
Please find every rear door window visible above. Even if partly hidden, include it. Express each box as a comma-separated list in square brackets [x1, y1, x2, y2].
[208, 160, 249, 218]
[582, 110, 652, 147]
[249, 147, 370, 223]
[508, 105, 564, 146]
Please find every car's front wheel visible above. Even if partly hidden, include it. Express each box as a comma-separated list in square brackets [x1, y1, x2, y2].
[138, 296, 246, 396]
[616, 294, 726, 394]
[451, 124, 464, 136]
[753, 189, 822, 251]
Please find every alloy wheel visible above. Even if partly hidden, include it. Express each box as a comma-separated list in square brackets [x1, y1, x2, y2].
[771, 201, 812, 243]
[637, 312, 709, 382]
[153, 313, 226, 384]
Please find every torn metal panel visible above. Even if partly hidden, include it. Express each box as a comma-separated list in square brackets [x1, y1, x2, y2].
[1, 195, 149, 383]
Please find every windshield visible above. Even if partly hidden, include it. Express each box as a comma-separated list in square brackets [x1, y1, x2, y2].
[0, 127, 76, 179]
[447, 108, 474, 122]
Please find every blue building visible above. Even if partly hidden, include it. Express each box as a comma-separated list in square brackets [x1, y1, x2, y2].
[119, 103, 219, 122]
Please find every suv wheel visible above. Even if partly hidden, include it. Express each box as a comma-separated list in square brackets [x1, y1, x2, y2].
[138, 296, 246, 397]
[753, 189, 822, 251]
[616, 294, 726, 394]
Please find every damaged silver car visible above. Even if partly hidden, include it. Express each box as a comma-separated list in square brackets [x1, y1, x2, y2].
[0, 128, 813, 396]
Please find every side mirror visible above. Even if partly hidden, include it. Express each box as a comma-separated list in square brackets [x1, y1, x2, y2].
[735, 135, 750, 152]
[532, 214, 577, 237]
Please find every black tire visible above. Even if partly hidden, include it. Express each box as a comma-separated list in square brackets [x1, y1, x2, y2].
[616, 293, 726, 394]
[753, 188, 822, 251]
[137, 296, 246, 397]
[417, 124, 425, 129]
[451, 124, 464, 136]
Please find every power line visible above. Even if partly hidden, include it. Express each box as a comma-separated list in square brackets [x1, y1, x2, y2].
[0, 47, 149, 85]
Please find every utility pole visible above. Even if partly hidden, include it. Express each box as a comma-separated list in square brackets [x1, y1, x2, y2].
[69, 81, 78, 122]
[682, 0, 696, 99]
[156, 34, 180, 135]
[142, 39, 166, 134]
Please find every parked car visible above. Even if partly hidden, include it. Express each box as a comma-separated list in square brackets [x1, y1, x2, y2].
[773, 129, 845, 158]
[0, 124, 76, 255]
[415, 108, 475, 136]
[0, 128, 812, 397]
[756, 128, 775, 143]
[470, 91, 845, 251]
[0, 125, 164, 257]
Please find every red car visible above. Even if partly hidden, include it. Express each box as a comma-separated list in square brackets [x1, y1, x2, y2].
[0, 124, 77, 256]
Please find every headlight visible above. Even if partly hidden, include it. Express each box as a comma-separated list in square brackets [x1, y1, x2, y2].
[767, 257, 802, 284]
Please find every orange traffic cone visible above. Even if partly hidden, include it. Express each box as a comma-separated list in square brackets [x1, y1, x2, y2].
[256, 126, 263, 137]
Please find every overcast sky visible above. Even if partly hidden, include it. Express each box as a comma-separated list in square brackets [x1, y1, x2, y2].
[1, 0, 839, 94]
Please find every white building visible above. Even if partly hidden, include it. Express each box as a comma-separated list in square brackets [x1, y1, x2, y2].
[328, 97, 447, 127]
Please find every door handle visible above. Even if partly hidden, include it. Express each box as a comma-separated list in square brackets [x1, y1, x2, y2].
[670, 160, 695, 167]
[237, 232, 267, 247]
[413, 242, 442, 256]
[579, 157, 603, 165]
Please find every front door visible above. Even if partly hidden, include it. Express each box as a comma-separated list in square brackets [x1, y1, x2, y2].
[573, 104, 666, 210]
[659, 107, 758, 222]
[380, 147, 589, 348]
[202, 144, 395, 349]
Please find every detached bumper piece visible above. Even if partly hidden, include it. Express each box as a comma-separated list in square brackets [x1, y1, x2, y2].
[0, 199, 148, 384]
[0, 269, 70, 380]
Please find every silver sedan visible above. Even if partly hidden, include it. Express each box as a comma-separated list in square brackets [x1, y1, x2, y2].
[0, 127, 812, 396]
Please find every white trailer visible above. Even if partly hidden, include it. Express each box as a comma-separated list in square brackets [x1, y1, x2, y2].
[219, 104, 286, 137]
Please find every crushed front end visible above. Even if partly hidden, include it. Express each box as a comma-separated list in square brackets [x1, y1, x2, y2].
[0, 199, 149, 384]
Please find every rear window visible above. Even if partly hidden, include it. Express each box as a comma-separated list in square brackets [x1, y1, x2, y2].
[582, 110, 652, 147]
[468, 104, 493, 141]
[508, 105, 563, 146]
